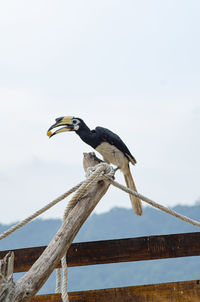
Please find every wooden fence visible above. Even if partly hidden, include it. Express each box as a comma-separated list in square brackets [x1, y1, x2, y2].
[1, 232, 200, 301]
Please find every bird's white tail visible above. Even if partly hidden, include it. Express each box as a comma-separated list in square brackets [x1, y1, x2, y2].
[123, 168, 142, 216]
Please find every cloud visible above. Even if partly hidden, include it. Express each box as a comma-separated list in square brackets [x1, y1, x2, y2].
[1, 1, 200, 98]
[0, 1, 200, 223]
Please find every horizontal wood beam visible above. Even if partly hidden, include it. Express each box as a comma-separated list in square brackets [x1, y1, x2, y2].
[0, 232, 200, 273]
[31, 280, 200, 302]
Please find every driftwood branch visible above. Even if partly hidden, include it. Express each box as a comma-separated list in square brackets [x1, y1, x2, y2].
[0, 153, 110, 302]
[0, 252, 15, 302]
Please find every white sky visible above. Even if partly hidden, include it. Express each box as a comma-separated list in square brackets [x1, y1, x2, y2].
[0, 1, 200, 223]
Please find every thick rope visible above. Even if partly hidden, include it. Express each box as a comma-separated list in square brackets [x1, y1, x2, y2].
[55, 267, 61, 294]
[61, 256, 68, 302]
[105, 176, 200, 228]
[63, 163, 114, 219]
[57, 163, 115, 301]
[0, 182, 83, 241]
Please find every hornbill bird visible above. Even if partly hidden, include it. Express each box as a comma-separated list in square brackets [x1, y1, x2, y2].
[47, 116, 142, 216]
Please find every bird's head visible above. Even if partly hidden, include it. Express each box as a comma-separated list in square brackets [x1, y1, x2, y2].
[47, 116, 82, 138]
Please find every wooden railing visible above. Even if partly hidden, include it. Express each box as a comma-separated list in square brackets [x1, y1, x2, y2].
[1, 232, 200, 301]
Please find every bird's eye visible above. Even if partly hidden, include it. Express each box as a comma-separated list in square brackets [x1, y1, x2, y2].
[72, 119, 78, 124]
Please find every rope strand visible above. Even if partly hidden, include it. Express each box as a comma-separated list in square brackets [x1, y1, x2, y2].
[0, 182, 83, 241]
[61, 256, 69, 302]
[58, 163, 115, 301]
[55, 268, 61, 294]
[105, 176, 200, 228]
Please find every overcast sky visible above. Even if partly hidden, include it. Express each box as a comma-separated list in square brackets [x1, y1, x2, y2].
[0, 1, 200, 224]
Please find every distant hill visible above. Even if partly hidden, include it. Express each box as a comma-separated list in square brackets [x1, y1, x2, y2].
[0, 205, 200, 293]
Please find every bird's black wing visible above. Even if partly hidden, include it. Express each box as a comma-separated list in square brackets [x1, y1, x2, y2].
[94, 126, 136, 164]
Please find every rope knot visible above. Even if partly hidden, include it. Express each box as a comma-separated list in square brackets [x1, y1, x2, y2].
[86, 162, 115, 180]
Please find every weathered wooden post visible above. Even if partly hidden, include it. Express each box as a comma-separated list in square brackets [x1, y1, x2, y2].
[0, 153, 110, 302]
[0, 251, 15, 302]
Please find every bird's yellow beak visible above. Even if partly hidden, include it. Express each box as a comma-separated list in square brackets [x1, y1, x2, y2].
[47, 130, 53, 137]
[47, 116, 74, 138]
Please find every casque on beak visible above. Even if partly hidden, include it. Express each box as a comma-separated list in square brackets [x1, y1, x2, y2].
[47, 116, 74, 138]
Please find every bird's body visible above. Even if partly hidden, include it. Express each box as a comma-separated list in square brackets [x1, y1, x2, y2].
[47, 116, 142, 216]
[76, 122, 136, 169]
